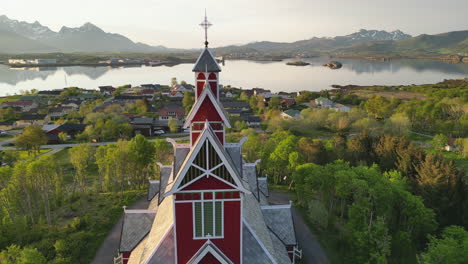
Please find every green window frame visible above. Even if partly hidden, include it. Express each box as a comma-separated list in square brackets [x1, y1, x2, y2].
[193, 200, 223, 238]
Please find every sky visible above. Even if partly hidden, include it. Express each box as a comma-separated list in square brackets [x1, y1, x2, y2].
[2, 0, 467, 49]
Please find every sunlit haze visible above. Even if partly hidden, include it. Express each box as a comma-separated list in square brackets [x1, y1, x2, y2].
[3, 0, 468, 48]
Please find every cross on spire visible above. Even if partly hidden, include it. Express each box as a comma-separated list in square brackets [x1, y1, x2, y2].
[199, 10, 212, 48]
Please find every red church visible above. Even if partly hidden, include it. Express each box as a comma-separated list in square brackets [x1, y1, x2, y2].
[117, 14, 299, 264]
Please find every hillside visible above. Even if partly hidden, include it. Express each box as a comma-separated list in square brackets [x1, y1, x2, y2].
[0, 28, 54, 53]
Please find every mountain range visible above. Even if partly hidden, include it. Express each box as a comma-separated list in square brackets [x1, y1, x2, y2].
[0, 15, 466, 56]
[0, 15, 173, 53]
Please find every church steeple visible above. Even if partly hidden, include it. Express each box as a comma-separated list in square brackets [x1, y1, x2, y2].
[189, 13, 227, 146]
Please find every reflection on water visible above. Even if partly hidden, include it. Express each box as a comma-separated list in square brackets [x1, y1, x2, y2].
[0, 57, 466, 96]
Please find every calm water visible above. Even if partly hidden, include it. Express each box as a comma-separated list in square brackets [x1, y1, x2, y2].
[0, 57, 466, 96]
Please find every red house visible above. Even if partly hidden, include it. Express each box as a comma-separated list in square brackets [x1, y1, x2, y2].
[117, 14, 298, 264]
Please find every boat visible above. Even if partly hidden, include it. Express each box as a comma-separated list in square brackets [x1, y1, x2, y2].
[286, 60, 310, 66]
[323, 61, 342, 69]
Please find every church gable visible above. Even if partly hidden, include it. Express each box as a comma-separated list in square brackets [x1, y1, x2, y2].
[179, 138, 237, 190]
[184, 87, 231, 129]
[165, 127, 247, 196]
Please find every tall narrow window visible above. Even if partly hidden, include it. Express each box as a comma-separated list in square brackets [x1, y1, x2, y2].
[193, 200, 223, 239]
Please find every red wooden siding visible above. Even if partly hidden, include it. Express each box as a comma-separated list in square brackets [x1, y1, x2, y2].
[175, 200, 241, 264]
[193, 98, 223, 122]
[199, 253, 222, 264]
[181, 176, 235, 191]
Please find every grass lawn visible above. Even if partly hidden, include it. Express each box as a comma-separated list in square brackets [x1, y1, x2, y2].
[9, 149, 52, 160]
[0, 135, 13, 142]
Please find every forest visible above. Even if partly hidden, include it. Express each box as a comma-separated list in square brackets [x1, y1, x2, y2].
[236, 79, 468, 263]
[0, 135, 171, 264]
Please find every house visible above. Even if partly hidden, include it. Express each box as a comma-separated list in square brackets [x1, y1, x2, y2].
[117, 33, 298, 264]
[280, 98, 297, 108]
[0, 121, 14, 130]
[172, 84, 193, 93]
[19, 96, 48, 105]
[226, 108, 243, 116]
[169, 90, 184, 98]
[330, 103, 351, 112]
[131, 117, 155, 137]
[38, 90, 63, 96]
[141, 84, 161, 90]
[220, 90, 233, 98]
[1, 100, 39, 112]
[221, 100, 250, 111]
[99, 86, 116, 95]
[157, 104, 185, 120]
[241, 114, 261, 127]
[47, 106, 75, 119]
[42, 123, 86, 138]
[252, 88, 271, 96]
[315, 97, 332, 107]
[281, 109, 301, 119]
[15, 114, 47, 128]
[61, 100, 82, 109]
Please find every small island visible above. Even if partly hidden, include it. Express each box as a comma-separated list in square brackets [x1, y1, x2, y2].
[323, 61, 343, 69]
[286, 60, 310, 66]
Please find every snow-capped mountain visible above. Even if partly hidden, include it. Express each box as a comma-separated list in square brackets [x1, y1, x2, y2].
[0, 15, 171, 53]
[0, 15, 57, 40]
[334, 29, 412, 45]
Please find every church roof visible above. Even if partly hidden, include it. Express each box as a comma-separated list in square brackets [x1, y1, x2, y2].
[183, 83, 231, 129]
[120, 210, 156, 252]
[192, 48, 221, 72]
[164, 125, 248, 195]
[261, 205, 297, 246]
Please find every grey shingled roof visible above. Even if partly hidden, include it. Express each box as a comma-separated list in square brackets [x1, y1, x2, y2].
[192, 48, 221, 72]
[173, 146, 190, 176]
[243, 223, 274, 264]
[120, 210, 156, 252]
[159, 167, 172, 202]
[262, 205, 297, 246]
[243, 165, 260, 201]
[225, 143, 242, 176]
[258, 177, 269, 197]
[269, 229, 295, 264]
[146, 226, 175, 264]
[147, 181, 160, 201]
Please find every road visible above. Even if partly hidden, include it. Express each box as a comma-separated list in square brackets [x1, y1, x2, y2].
[0, 134, 190, 151]
[91, 197, 150, 264]
[269, 190, 329, 264]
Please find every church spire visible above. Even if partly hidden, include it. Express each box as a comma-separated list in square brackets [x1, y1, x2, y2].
[199, 10, 212, 48]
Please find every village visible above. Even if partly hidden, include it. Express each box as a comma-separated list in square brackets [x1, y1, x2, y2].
[0, 80, 352, 148]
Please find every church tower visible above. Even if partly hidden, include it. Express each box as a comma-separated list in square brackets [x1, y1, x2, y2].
[169, 12, 245, 264]
[184, 13, 230, 146]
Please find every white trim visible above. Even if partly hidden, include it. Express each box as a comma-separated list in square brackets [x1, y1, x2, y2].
[183, 85, 231, 129]
[242, 219, 278, 264]
[173, 195, 178, 264]
[124, 209, 156, 214]
[164, 127, 249, 197]
[189, 240, 233, 264]
[260, 204, 292, 210]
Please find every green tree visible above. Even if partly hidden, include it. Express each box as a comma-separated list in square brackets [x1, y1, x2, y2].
[431, 134, 448, 151]
[128, 135, 156, 187]
[419, 226, 468, 264]
[14, 126, 47, 155]
[183, 92, 195, 113]
[171, 77, 178, 87]
[58, 132, 68, 143]
[0, 245, 47, 264]
[268, 97, 280, 109]
[69, 144, 94, 194]
[168, 118, 178, 133]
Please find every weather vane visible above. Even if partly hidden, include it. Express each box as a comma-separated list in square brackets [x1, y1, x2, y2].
[199, 10, 212, 48]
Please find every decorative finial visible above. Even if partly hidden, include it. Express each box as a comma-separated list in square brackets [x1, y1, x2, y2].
[199, 9, 212, 48]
